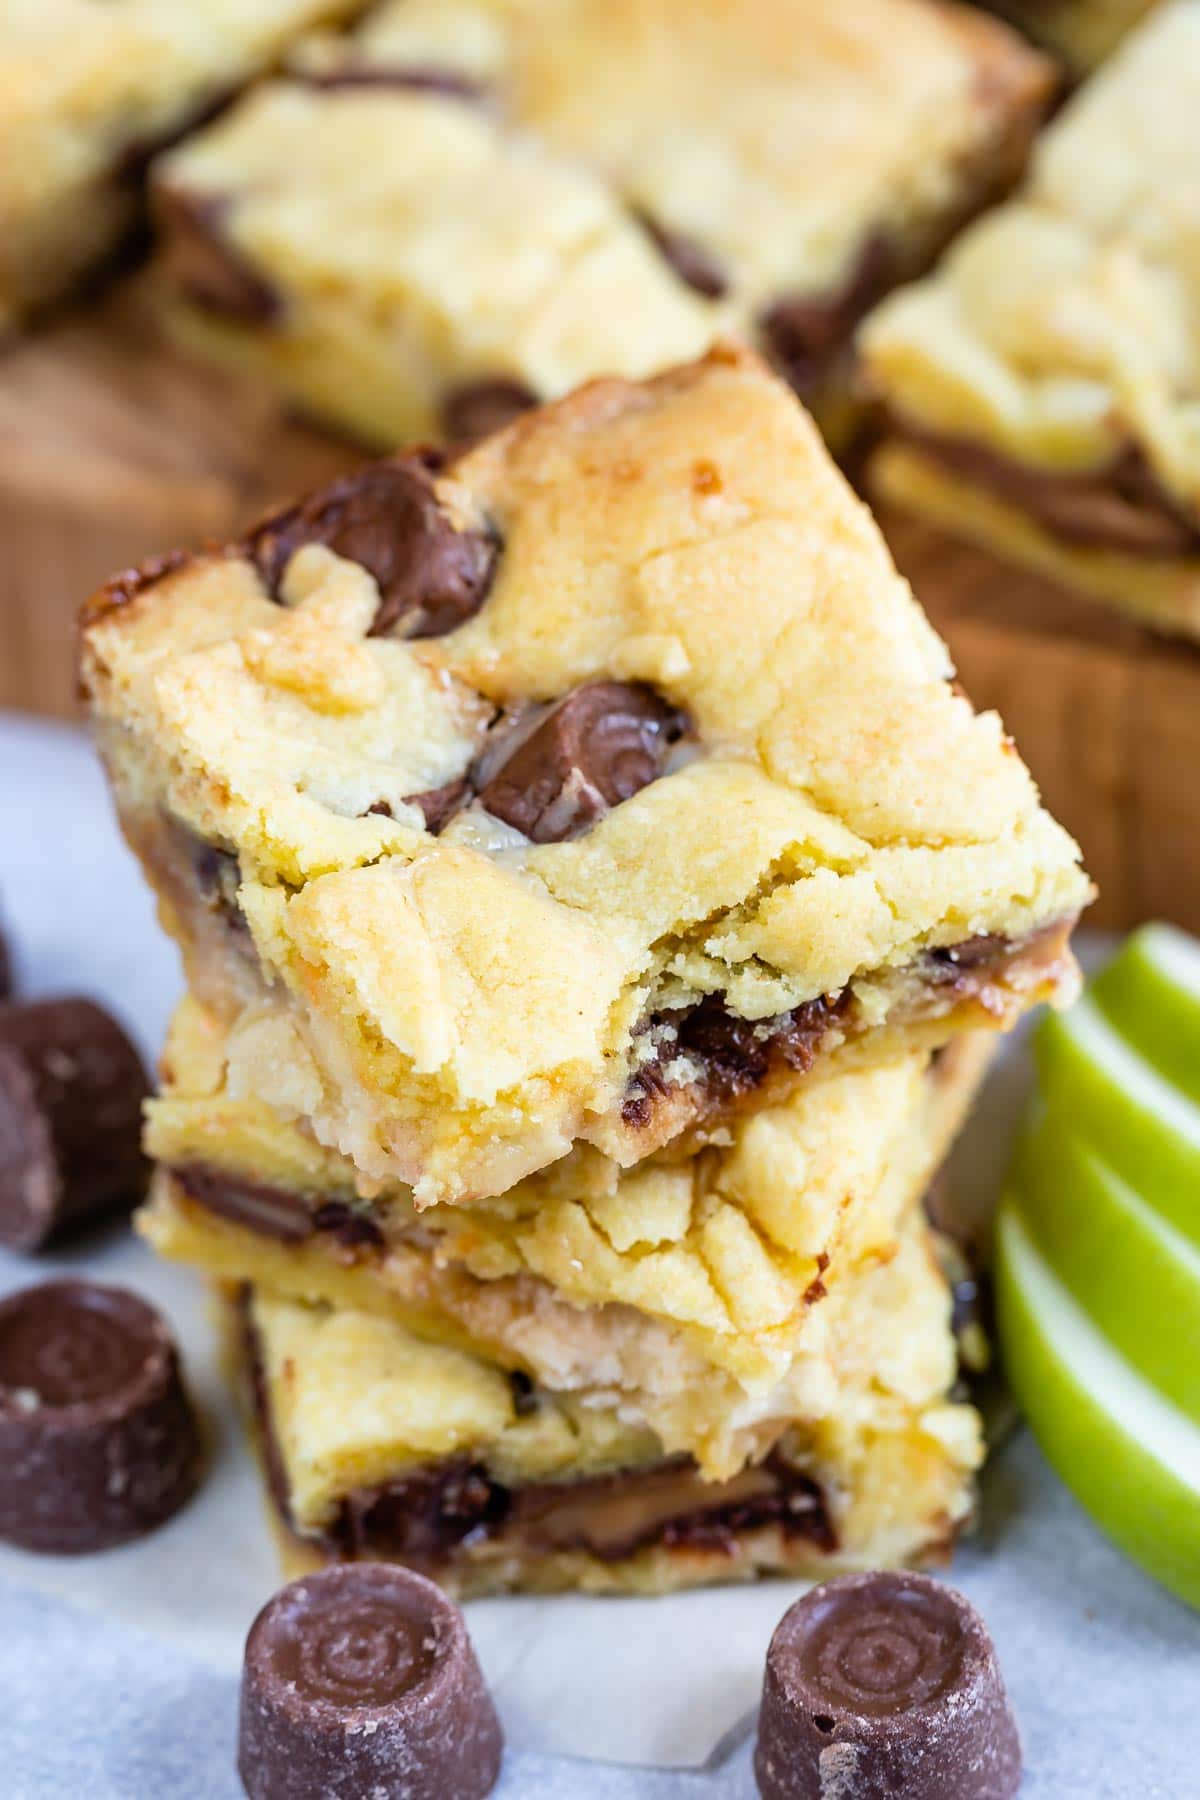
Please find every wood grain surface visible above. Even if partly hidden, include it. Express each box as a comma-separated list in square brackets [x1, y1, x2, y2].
[883, 511, 1200, 934]
[0, 277, 1196, 931]
[0, 278, 357, 720]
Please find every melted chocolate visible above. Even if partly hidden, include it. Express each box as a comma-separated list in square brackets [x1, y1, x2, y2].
[408, 776, 473, 833]
[240, 1296, 833, 1571]
[622, 994, 843, 1128]
[156, 187, 281, 324]
[761, 235, 893, 397]
[243, 454, 499, 639]
[635, 212, 729, 299]
[894, 422, 1200, 558]
[188, 834, 249, 938]
[474, 682, 687, 843]
[368, 777, 473, 833]
[441, 378, 538, 446]
[923, 933, 1012, 984]
[311, 1201, 386, 1252]
[332, 1449, 834, 1567]
[175, 1165, 383, 1251]
[622, 924, 1075, 1136]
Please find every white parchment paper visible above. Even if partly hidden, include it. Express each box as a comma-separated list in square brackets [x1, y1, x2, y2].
[0, 711, 1195, 1792]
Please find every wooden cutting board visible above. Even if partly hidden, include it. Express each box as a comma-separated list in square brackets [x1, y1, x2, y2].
[0, 278, 358, 721]
[1, 275, 1196, 932]
[882, 511, 1200, 934]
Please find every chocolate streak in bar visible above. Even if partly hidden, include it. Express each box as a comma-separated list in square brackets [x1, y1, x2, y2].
[168, 927, 1069, 1238]
[239, 1296, 835, 1573]
[892, 422, 1200, 558]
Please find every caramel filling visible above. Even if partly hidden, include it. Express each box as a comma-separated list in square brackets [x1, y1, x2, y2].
[240, 1296, 833, 1566]
[620, 920, 1076, 1142]
[332, 1451, 834, 1566]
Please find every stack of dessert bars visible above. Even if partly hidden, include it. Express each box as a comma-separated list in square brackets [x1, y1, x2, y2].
[81, 348, 1091, 1595]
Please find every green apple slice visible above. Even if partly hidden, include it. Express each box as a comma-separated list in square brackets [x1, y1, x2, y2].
[1036, 993, 1200, 1251]
[1009, 1113, 1200, 1420]
[996, 1202, 1200, 1610]
[1089, 923, 1200, 1103]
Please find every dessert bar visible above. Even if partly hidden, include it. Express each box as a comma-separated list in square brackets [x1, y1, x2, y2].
[230, 1264, 982, 1596]
[148, 0, 1053, 447]
[864, 5, 1200, 638]
[80, 349, 1090, 1204]
[0, 0, 366, 331]
[142, 996, 991, 1476]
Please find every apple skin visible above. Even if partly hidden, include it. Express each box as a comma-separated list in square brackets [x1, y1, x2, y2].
[1088, 924, 1200, 1103]
[996, 1202, 1200, 1612]
[1011, 1112, 1200, 1420]
[1036, 999, 1200, 1252]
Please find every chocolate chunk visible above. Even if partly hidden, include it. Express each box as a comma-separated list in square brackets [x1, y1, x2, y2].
[754, 1571, 1021, 1800]
[332, 1451, 834, 1568]
[926, 934, 1011, 977]
[761, 235, 892, 396]
[622, 994, 838, 1127]
[476, 681, 686, 842]
[636, 211, 729, 299]
[296, 64, 485, 101]
[509, 1369, 538, 1416]
[405, 774, 472, 833]
[0, 998, 150, 1253]
[441, 378, 538, 446]
[675, 995, 834, 1096]
[244, 455, 498, 639]
[0, 1280, 201, 1553]
[157, 187, 281, 324]
[311, 1200, 386, 1253]
[238, 1564, 503, 1800]
[175, 1164, 385, 1255]
[175, 1164, 316, 1244]
[188, 835, 250, 938]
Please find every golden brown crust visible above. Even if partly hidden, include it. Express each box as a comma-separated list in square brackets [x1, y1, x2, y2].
[83, 349, 1087, 1204]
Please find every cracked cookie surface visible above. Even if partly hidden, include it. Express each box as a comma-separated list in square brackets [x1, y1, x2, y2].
[148, 0, 1051, 446]
[83, 348, 1089, 1204]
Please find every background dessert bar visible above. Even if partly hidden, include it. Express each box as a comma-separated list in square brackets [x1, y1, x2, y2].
[0, 0, 367, 332]
[147, 0, 1052, 448]
[864, 4, 1200, 639]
